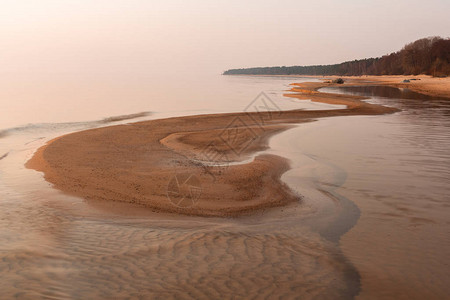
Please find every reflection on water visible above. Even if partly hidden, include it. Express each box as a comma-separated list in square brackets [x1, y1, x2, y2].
[310, 84, 450, 298]
[324, 85, 446, 100]
[323, 85, 450, 114]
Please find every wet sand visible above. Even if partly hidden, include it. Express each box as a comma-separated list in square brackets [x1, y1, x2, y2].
[247, 74, 450, 99]
[18, 76, 450, 299]
[27, 80, 398, 217]
[313, 75, 450, 99]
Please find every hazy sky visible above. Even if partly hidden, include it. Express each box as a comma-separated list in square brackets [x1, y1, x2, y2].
[0, 0, 449, 76]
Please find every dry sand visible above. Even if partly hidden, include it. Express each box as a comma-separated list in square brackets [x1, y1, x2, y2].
[27, 79, 400, 217]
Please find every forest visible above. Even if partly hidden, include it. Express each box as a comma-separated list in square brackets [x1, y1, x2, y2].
[223, 37, 450, 77]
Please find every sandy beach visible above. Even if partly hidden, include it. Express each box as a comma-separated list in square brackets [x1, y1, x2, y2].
[325, 75, 450, 98]
[27, 78, 403, 217]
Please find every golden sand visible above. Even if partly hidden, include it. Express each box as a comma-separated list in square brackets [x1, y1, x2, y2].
[27, 80, 399, 216]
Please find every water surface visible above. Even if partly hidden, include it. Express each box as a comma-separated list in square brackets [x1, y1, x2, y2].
[1, 80, 449, 299]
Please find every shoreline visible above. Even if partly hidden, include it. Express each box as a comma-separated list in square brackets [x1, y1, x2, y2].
[27, 80, 400, 217]
[228, 74, 450, 99]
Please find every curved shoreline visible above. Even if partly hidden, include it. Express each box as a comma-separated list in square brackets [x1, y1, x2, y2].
[230, 75, 450, 99]
[27, 80, 399, 217]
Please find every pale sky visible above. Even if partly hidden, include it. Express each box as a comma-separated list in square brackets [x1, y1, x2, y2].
[0, 0, 449, 76]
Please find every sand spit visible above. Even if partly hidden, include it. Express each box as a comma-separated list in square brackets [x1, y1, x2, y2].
[27, 80, 399, 217]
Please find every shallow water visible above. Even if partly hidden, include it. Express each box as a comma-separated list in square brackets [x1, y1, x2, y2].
[298, 86, 450, 298]
[1, 75, 359, 299]
[1, 80, 449, 299]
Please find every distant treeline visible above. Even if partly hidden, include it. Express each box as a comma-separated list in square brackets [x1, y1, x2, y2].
[223, 37, 450, 77]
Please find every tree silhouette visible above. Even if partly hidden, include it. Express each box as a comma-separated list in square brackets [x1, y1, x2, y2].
[224, 37, 450, 77]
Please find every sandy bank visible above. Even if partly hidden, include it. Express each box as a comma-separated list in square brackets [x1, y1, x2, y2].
[27, 81, 398, 217]
[310, 75, 450, 99]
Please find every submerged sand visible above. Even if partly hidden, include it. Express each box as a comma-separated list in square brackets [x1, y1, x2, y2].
[20, 76, 450, 299]
[27, 80, 399, 217]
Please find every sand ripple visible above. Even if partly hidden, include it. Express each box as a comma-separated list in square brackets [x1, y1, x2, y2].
[0, 213, 358, 299]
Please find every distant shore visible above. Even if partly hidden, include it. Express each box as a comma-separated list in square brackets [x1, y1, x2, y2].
[27, 78, 413, 217]
[230, 74, 450, 99]
[323, 75, 450, 98]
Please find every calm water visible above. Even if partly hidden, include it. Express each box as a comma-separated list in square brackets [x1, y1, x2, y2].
[0, 74, 326, 131]
[1, 79, 449, 299]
